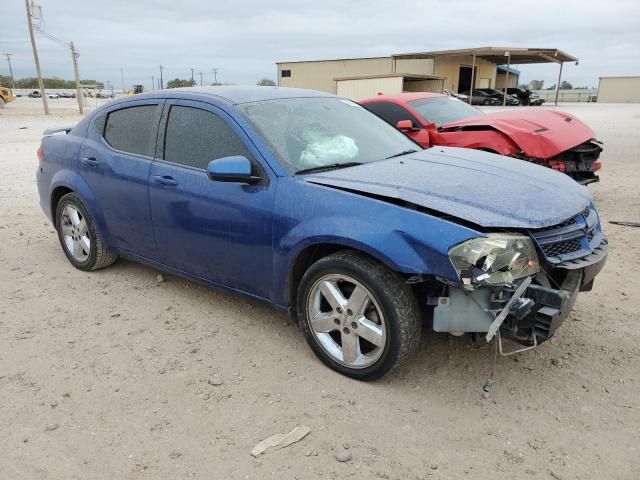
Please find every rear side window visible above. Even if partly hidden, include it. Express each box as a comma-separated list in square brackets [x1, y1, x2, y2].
[363, 102, 420, 128]
[163, 105, 251, 170]
[103, 105, 157, 156]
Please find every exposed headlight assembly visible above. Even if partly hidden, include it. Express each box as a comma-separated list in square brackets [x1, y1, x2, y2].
[448, 234, 540, 288]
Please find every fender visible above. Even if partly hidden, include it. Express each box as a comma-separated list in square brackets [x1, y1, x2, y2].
[436, 128, 520, 156]
[49, 168, 117, 251]
[271, 180, 483, 306]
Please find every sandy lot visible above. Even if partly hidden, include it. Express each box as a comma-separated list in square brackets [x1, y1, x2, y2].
[1, 97, 639, 479]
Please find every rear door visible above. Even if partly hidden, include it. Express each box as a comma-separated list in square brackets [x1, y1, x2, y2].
[148, 99, 276, 299]
[79, 100, 162, 257]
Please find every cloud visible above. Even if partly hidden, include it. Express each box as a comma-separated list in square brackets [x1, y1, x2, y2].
[2, 0, 638, 89]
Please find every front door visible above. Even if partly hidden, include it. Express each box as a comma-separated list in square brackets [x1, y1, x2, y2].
[149, 100, 276, 300]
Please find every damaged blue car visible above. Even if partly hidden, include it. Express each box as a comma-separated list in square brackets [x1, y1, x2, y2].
[36, 86, 607, 379]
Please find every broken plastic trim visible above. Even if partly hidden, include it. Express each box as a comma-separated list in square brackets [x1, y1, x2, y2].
[486, 276, 532, 342]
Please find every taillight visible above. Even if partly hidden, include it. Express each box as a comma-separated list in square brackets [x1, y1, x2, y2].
[37, 144, 43, 165]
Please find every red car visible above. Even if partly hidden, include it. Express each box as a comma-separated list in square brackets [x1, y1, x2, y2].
[360, 92, 602, 184]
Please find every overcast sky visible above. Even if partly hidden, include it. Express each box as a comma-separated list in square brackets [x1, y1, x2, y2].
[2, 0, 639, 90]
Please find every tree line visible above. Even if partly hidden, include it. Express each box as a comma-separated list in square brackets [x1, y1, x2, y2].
[0, 75, 103, 89]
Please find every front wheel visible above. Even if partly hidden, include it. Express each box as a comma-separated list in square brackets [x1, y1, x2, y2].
[297, 251, 421, 380]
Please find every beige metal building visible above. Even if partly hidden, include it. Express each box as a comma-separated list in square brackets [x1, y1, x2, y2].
[277, 47, 576, 103]
[597, 76, 640, 103]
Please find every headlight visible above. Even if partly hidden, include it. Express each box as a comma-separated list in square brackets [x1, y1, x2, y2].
[448, 233, 540, 288]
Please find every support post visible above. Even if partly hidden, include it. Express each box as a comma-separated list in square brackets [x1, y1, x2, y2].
[151, 75, 154, 91]
[469, 54, 476, 105]
[554, 62, 563, 106]
[503, 52, 511, 106]
[25, 0, 49, 114]
[120, 67, 125, 94]
[70, 42, 83, 114]
[159, 65, 164, 89]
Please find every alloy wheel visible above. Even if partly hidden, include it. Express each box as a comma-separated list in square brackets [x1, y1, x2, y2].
[306, 274, 387, 369]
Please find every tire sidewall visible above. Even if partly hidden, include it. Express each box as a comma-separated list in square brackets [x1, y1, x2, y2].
[55, 193, 99, 271]
[297, 255, 405, 380]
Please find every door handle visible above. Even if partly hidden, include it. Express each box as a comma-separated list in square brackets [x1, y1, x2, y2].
[80, 156, 99, 166]
[153, 175, 178, 187]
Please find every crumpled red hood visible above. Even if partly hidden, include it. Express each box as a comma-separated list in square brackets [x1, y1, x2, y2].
[441, 109, 596, 159]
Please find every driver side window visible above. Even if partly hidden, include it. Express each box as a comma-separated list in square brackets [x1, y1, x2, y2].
[363, 102, 421, 129]
[163, 105, 252, 170]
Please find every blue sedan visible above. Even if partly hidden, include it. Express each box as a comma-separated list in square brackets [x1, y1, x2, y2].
[37, 86, 607, 379]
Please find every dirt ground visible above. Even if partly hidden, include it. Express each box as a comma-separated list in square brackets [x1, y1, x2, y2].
[1, 97, 639, 480]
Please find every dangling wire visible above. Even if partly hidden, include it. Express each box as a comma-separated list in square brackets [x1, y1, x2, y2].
[483, 332, 499, 394]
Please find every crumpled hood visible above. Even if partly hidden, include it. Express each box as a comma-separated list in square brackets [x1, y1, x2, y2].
[304, 147, 592, 229]
[441, 109, 596, 159]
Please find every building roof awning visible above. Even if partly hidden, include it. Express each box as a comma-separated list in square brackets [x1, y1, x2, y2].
[392, 47, 577, 64]
[334, 73, 444, 81]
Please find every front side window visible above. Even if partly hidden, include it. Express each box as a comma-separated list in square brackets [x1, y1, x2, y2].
[239, 97, 420, 173]
[163, 105, 251, 170]
[104, 105, 157, 156]
[363, 102, 421, 128]
[408, 97, 481, 127]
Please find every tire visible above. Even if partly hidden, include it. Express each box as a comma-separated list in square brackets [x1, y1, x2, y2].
[296, 251, 421, 380]
[483, 99, 491, 106]
[55, 192, 117, 271]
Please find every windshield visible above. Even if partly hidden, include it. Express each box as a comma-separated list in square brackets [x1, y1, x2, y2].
[238, 97, 419, 174]
[408, 97, 482, 128]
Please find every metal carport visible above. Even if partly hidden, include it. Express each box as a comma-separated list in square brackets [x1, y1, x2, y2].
[392, 47, 578, 106]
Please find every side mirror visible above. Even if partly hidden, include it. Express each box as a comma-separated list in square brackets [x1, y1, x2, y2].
[396, 120, 420, 132]
[207, 156, 261, 184]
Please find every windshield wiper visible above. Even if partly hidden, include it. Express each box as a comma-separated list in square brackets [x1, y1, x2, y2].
[296, 162, 363, 175]
[385, 149, 418, 159]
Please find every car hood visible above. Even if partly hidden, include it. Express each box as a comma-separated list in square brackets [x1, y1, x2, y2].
[440, 109, 596, 159]
[304, 147, 592, 229]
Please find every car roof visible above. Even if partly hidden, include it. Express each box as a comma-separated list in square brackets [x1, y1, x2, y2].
[359, 92, 446, 104]
[113, 86, 335, 106]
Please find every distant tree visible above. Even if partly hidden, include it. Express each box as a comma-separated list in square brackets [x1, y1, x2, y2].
[546, 84, 556, 90]
[166, 78, 196, 89]
[0, 75, 12, 88]
[560, 80, 573, 90]
[529, 79, 544, 90]
[257, 78, 276, 86]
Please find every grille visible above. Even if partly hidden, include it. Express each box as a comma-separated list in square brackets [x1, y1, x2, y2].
[536, 217, 575, 232]
[540, 237, 583, 257]
[587, 228, 595, 241]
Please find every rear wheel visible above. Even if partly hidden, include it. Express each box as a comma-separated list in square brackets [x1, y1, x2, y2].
[482, 99, 491, 106]
[55, 192, 117, 271]
[297, 251, 421, 380]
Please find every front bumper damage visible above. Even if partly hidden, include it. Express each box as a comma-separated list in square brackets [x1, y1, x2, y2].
[432, 244, 607, 348]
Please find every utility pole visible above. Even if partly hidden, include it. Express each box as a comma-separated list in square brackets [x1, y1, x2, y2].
[120, 67, 125, 94]
[25, 0, 49, 114]
[151, 75, 154, 91]
[159, 65, 165, 89]
[198, 71, 204, 86]
[70, 41, 83, 114]
[3, 54, 15, 89]
[190, 68, 195, 86]
[212, 68, 218, 85]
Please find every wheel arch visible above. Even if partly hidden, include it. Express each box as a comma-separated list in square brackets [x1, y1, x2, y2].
[49, 170, 115, 249]
[284, 240, 420, 310]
